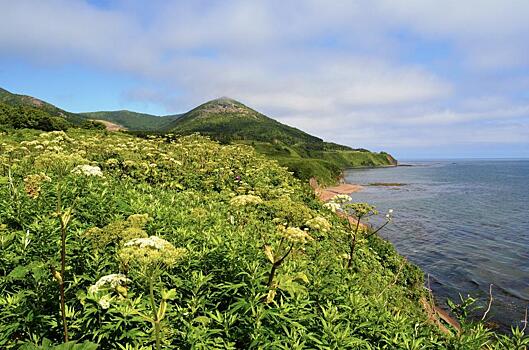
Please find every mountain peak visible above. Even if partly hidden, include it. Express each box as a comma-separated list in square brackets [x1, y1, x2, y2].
[191, 96, 256, 117]
[212, 96, 238, 103]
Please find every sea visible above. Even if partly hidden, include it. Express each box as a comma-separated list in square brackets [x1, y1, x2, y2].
[344, 159, 529, 331]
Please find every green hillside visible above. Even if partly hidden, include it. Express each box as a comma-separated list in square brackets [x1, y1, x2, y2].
[0, 87, 102, 131]
[0, 87, 396, 184]
[166, 97, 324, 144]
[80, 110, 180, 131]
[164, 97, 396, 184]
[0, 129, 524, 349]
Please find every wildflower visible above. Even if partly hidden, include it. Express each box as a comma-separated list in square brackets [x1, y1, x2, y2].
[280, 226, 313, 244]
[305, 216, 332, 232]
[346, 203, 377, 217]
[323, 202, 341, 213]
[85, 214, 149, 248]
[98, 294, 112, 310]
[88, 273, 130, 294]
[120, 236, 187, 269]
[331, 194, 352, 204]
[23, 173, 51, 199]
[105, 158, 119, 166]
[230, 194, 263, 207]
[127, 213, 151, 228]
[385, 209, 394, 221]
[72, 164, 103, 177]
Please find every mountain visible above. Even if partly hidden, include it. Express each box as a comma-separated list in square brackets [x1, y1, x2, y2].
[163, 97, 396, 184]
[165, 97, 324, 145]
[0, 86, 396, 184]
[0, 87, 101, 130]
[80, 110, 181, 131]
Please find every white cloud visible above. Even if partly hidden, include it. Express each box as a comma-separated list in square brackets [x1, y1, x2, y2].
[0, 0, 528, 157]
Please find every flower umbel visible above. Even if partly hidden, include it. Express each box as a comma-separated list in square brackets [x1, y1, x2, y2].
[120, 236, 187, 270]
[331, 194, 352, 204]
[230, 194, 263, 207]
[280, 226, 313, 244]
[72, 164, 103, 177]
[88, 273, 130, 294]
[323, 202, 341, 213]
[305, 216, 332, 233]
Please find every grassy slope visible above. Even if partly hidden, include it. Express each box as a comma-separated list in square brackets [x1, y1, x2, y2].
[0, 87, 102, 130]
[0, 87, 87, 126]
[80, 110, 181, 131]
[0, 129, 521, 349]
[167, 98, 396, 185]
[0, 86, 396, 184]
[165, 98, 323, 144]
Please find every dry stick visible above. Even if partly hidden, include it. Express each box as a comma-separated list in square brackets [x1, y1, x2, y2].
[481, 284, 494, 321]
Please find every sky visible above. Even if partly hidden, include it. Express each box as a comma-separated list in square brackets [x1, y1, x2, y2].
[1, 0, 529, 159]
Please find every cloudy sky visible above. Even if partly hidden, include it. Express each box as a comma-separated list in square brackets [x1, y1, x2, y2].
[1, 0, 529, 159]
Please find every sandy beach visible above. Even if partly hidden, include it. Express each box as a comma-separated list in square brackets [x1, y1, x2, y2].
[316, 183, 363, 202]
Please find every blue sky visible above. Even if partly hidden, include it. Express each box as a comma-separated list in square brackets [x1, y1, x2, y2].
[1, 0, 528, 159]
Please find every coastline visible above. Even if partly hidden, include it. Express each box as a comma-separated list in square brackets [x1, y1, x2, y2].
[313, 177, 461, 335]
[316, 183, 364, 201]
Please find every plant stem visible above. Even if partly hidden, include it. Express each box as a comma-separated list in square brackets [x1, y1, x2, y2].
[267, 244, 293, 288]
[267, 264, 278, 288]
[365, 220, 390, 239]
[57, 186, 69, 342]
[347, 215, 361, 269]
[149, 276, 161, 350]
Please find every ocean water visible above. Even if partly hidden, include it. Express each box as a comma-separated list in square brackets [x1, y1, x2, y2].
[344, 160, 529, 330]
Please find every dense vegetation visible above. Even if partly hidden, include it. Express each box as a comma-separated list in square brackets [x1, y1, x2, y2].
[80, 111, 180, 132]
[0, 88, 103, 131]
[0, 129, 526, 349]
[1, 87, 395, 184]
[157, 98, 395, 184]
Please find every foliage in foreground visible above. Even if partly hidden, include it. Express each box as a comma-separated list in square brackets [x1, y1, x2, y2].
[0, 129, 527, 349]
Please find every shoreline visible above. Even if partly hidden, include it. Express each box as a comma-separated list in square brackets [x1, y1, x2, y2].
[313, 178, 461, 334]
[316, 183, 364, 202]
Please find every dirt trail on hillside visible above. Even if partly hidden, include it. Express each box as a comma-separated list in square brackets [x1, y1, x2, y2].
[92, 119, 127, 131]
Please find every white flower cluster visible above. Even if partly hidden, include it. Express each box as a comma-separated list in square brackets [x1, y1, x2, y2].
[229, 194, 263, 207]
[72, 164, 104, 177]
[385, 209, 394, 220]
[323, 202, 341, 213]
[88, 273, 130, 294]
[323, 194, 352, 212]
[305, 216, 332, 232]
[98, 294, 112, 309]
[124, 235, 171, 250]
[281, 226, 313, 243]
